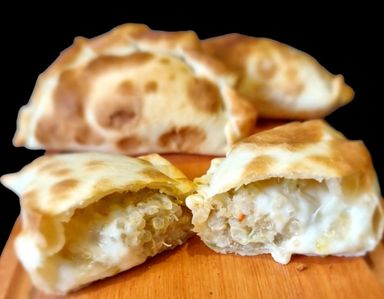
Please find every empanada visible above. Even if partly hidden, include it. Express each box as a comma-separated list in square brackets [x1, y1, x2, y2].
[203, 34, 354, 119]
[186, 120, 384, 264]
[13, 24, 256, 155]
[1, 153, 194, 294]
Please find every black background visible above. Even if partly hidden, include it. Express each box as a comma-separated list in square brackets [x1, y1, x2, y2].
[1, 9, 382, 251]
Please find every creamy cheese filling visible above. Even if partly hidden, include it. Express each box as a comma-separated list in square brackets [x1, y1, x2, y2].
[22, 189, 192, 293]
[189, 179, 381, 264]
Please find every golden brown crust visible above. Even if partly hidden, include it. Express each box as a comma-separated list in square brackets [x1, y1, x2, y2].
[158, 126, 206, 152]
[50, 179, 79, 198]
[1, 152, 195, 236]
[116, 136, 144, 151]
[244, 155, 276, 177]
[241, 119, 343, 149]
[15, 24, 257, 155]
[187, 78, 222, 113]
[204, 120, 377, 196]
[0, 152, 196, 294]
[203, 34, 354, 119]
[238, 120, 373, 179]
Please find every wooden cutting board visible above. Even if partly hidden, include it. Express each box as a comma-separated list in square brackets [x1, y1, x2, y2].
[1, 154, 384, 299]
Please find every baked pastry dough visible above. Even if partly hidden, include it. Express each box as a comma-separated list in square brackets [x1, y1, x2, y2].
[1, 153, 194, 294]
[186, 120, 384, 263]
[14, 24, 256, 155]
[203, 34, 354, 119]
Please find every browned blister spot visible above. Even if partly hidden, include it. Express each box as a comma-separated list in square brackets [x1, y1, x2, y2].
[330, 140, 375, 192]
[144, 81, 158, 93]
[94, 89, 141, 130]
[168, 73, 176, 81]
[158, 126, 206, 152]
[87, 160, 105, 167]
[244, 155, 276, 177]
[74, 124, 104, 145]
[242, 121, 323, 149]
[159, 57, 171, 65]
[85, 160, 106, 170]
[137, 30, 199, 49]
[307, 154, 350, 175]
[39, 163, 56, 173]
[110, 110, 137, 129]
[51, 168, 72, 176]
[53, 69, 84, 118]
[116, 136, 142, 151]
[51, 179, 79, 195]
[85, 52, 154, 74]
[35, 116, 83, 146]
[188, 78, 222, 113]
[203, 34, 256, 74]
[94, 93, 141, 130]
[117, 80, 135, 95]
[37, 67, 94, 146]
[35, 117, 59, 145]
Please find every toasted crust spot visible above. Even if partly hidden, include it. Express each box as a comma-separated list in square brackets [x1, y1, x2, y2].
[85, 52, 154, 74]
[85, 160, 105, 169]
[117, 80, 135, 95]
[188, 78, 222, 113]
[51, 168, 72, 176]
[158, 126, 206, 152]
[242, 121, 324, 149]
[51, 179, 79, 195]
[74, 125, 104, 145]
[39, 162, 61, 173]
[244, 155, 276, 177]
[159, 57, 171, 65]
[144, 81, 158, 93]
[53, 70, 84, 119]
[116, 136, 142, 151]
[35, 117, 64, 145]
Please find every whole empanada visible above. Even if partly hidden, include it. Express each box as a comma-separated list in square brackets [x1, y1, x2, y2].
[1, 153, 194, 294]
[14, 24, 256, 155]
[186, 120, 383, 264]
[203, 34, 354, 119]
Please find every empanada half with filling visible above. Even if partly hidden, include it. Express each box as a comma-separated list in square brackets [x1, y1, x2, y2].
[1, 153, 194, 294]
[203, 34, 354, 119]
[14, 24, 256, 155]
[186, 120, 384, 264]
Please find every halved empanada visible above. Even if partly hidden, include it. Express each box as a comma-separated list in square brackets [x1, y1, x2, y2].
[14, 24, 256, 155]
[203, 34, 354, 119]
[186, 120, 383, 264]
[1, 153, 194, 294]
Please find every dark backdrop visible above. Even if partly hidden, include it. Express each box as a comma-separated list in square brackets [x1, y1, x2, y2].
[1, 10, 382, 251]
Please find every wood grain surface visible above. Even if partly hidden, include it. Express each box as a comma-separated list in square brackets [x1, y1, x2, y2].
[1, 154, 383, 299]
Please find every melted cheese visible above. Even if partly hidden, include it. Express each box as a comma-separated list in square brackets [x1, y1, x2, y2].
[188, 178, 383, 264]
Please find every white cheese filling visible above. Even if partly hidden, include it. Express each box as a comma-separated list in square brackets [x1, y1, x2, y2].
[188, 179, 382, 264]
